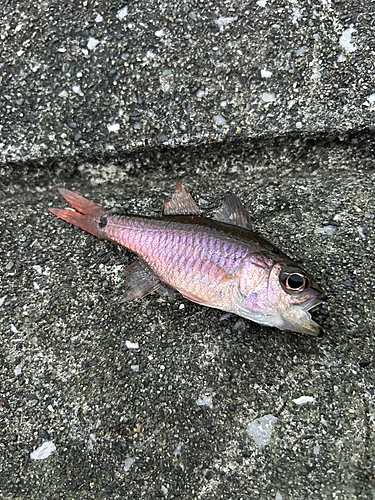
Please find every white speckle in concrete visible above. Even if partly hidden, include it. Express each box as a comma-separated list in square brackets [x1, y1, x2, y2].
[173, 443, 182, 456]
[292, 7, 301, 22]
[262, 92, 276, 102]
[338, 53, 346, 62]
[10, 324, 19, 333]
[315, 225, 335, 236]
[261, 69, 272, 78]
[197, 90, 205, 98]
[95, 14, 103, 23]
[247, 415, 278, 447]
[233, 319, 245, 330]
[339, 28, 356, 53]
[296, 121, 303, 129]
[33, 282, 40, 290]
[288, 99, 296, 109]
[314, 445, 321, 454]
[33, 265, 42, 274]
[0, 296, 6, 307]
[219, 313, 231, 321]
[126, 340, 139, 349]
[276, 492, 283, 500]
[107, 123, 120, 133]
[14, 365, 22, 376]
[367, 94, 375, 104]
[87, 38, 100, 50]
[198, 198, 208, 207]
[124, 457, 135, 471]
[131, 365, 139, 372]
[30, 441, 56, 460]
[72, 85, 84, 96]
[87, 434, 96, 451]
[213, 114, 226, 125]
[296, 46, 306, 56]
[257, 0, 267, 6]
[155, 30, 164, 37]
[116, 6, 128, 20]
[196, 396, 212, 407]
[215, 17, 235, 31]
[293, 396, 315, 405]
[357, 227, 366, 239]
[161, 485, 168, 496]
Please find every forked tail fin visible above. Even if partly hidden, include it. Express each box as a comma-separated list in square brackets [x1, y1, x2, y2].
[48, 188, 109, 240]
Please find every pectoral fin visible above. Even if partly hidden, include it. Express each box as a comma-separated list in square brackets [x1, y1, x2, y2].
[214, 194, 252, 230]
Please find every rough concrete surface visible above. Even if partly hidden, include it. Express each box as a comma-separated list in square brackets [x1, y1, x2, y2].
[1, 0, 375, 163]
[1, 1, 375, 500]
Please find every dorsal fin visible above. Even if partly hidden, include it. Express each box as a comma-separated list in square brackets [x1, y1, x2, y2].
[163, 181, 201, 216]
[213, 193, 252, 230]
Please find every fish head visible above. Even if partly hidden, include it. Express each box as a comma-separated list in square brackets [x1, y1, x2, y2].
[235, 259, 325, 336]
[266, 263, 325, 336]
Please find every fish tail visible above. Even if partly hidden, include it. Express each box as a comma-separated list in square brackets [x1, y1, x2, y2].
[48, 188, 109, 240]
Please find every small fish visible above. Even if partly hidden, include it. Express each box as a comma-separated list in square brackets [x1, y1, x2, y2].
[48, 182, 325, 336]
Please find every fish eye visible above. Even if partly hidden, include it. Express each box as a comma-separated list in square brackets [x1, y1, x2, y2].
[281, 269, 308, 292]
[286, 273, 306, 290]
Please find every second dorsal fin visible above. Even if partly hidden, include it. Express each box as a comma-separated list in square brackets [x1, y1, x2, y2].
[163, 181, 201, 216]
[214, 193, 253, 230]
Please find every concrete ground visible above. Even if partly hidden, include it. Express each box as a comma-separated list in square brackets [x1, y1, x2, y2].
[1, 1, 374, 499]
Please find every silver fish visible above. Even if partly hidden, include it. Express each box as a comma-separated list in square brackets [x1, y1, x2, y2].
[49, 182, 325, 336]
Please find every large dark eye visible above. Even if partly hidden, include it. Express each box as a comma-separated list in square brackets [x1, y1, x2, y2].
[281, 269, 308, 292]
[286, 273, 306, 290]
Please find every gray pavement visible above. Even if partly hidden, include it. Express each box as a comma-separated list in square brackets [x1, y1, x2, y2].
[1, 0, 375, 163]
[1, 1, 375, 499]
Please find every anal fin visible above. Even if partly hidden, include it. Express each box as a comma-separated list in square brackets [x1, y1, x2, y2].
[214, 193, 252, 230]
[119, 260, 164, 303]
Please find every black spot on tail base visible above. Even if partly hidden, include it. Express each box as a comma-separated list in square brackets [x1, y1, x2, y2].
[99, 214, 108, 228]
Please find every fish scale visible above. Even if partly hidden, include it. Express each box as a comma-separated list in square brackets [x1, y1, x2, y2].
[104, 217, 245, 307]
[48, 183, 325, 336]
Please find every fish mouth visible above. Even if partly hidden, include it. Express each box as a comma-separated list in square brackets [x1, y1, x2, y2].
[301, 294, 326, 312]
[283, 307, 322, 336]
[284, 295, 325, 336]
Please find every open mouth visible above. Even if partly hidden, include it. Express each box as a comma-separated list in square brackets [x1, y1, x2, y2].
[285, 293, 326, 336]
[301, 292, 326, 312]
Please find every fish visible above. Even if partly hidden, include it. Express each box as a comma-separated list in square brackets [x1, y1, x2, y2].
[48, 182, 325, 336]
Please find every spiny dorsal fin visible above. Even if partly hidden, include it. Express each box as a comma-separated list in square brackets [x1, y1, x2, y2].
[163, 181, 201, 216]
[213, 193, 252, 230]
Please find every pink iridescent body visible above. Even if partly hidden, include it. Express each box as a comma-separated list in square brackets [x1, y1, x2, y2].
[103, 215, 266, 311]
[48, 182, 325, 336]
